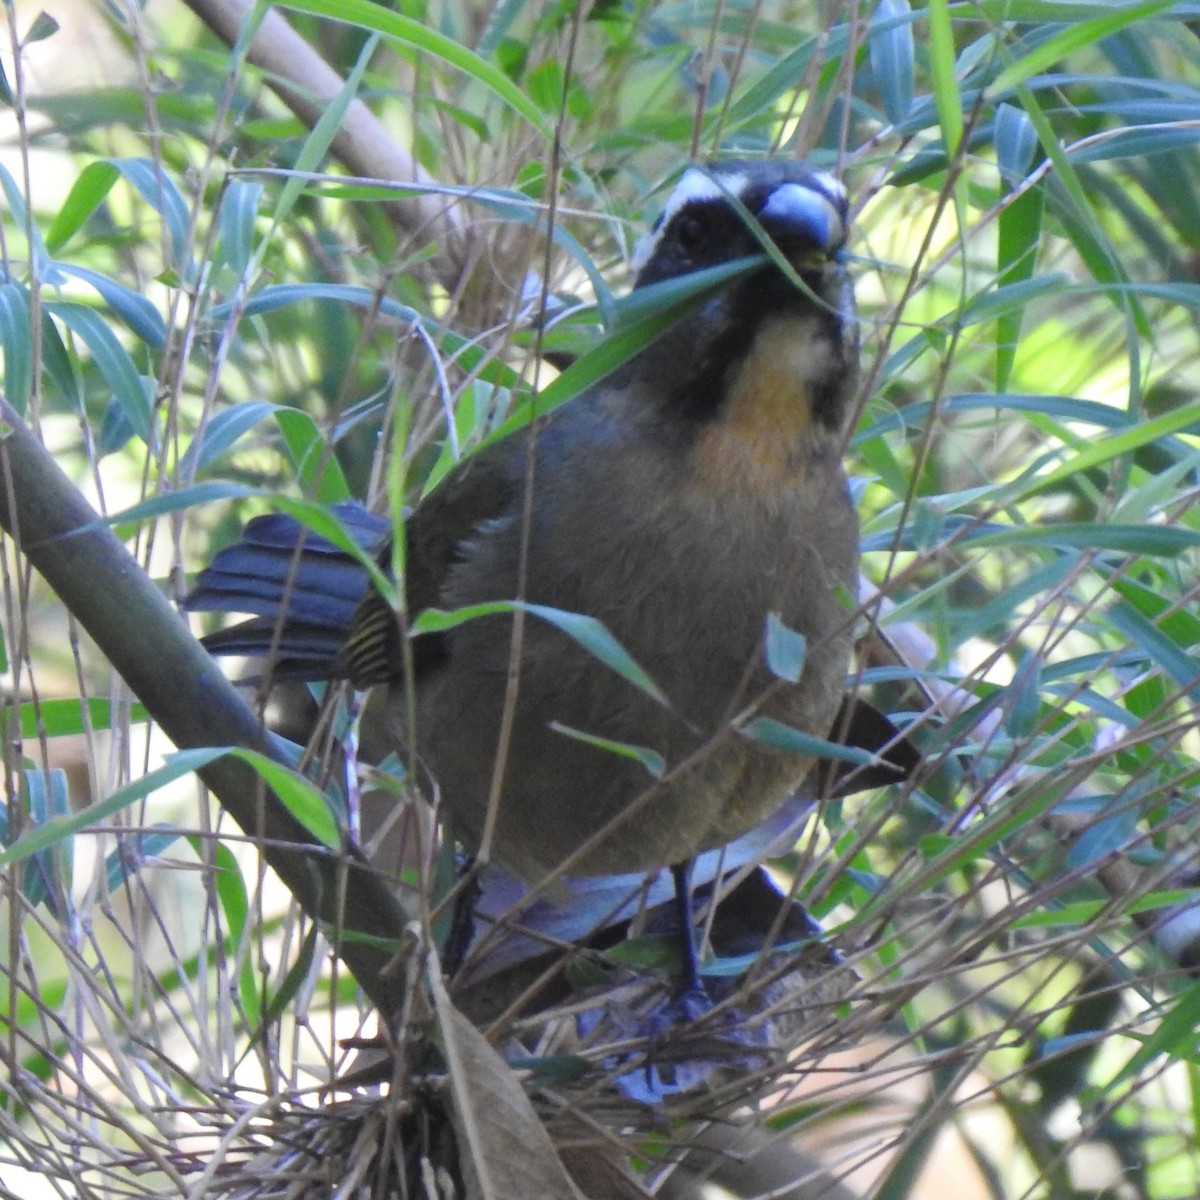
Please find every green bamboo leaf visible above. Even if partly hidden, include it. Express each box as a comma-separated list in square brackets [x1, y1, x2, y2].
[524, 602, 668, 706]
[869, 0, 915, 125]
[987, 1, 1173, 99]
[180, 401, 279, 476]
[858, 391, 1189, 447]
[0, 748, 227, 867]
[526, 60, 566, 115]
[230, 749, 342, 849]
[54, 264, 167, 348]
[105, 827, 178, 894]
[106, 157, 192, 272]
[1108, 602, 1200, 704]
[87, 481, 256, 530]
[1003, 652, 1043, 739]
[23, 12, 59, 44]
[720, 29, 849, 129]
[1069, 125, 1200, 164]
[16, 767, 70, 910]
[863, 520, 1200, 557]
[412, 600, 668, 706]
[765, 613, 807, 684]
[0, 281, 33, 414]
[993, 101, 1044, 392]
[221, 278, 553, 388]
[272, 35, 377, 233]
[98, 395, 136, 456]
[275, 408, 351, 503]
[1106, 577, 1200, 650]
[45, 302, 153, 443]
[258, 925, 318, 1032]
[45, 160, 120, 253]
[995, 187, 1044, 390]
[1068, 802, 1141, 871]
[967, 523, 1200, 557]
[995, 103, 1040, 189]
[742, 719, 880, 766]
[1111, 977, 1200, 1086]
[483, 255, 762, 447]
[39, 309, 81, 409]
[18, 697, 150, 739]
[1018, 398, 1200, 497]
[548, 724, 665, 776]
[204, 838, 261, 1028]
[1112, 452, 1200, 523]
[1010, 81, 1150, 341]
[0, 161, 50, 272]
[216, 180, 262, 277]
[926, 0, 963, 157]
[279, 0, 550, 135]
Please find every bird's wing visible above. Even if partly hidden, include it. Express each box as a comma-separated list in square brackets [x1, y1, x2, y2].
[187, 438, 523, 684]
[339, 439, 522, 686]
[404, 439, 523, 616]
[186, 502, 392, 679]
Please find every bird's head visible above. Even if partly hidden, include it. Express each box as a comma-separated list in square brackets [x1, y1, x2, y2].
[631, 159, 848, 287]
[624, 159, 859, 475]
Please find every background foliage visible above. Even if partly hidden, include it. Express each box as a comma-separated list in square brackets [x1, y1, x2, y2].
[0, 0, 1197, 1196]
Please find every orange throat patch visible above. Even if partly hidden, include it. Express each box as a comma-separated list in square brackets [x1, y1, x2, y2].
[691, 315, 838, 495]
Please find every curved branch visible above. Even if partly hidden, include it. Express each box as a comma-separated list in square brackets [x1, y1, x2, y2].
[0, 397, 411, 1016]
[183, 0, 469, 286]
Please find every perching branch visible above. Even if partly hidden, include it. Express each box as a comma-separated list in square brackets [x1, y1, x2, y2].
[0, 396, 411, 1016]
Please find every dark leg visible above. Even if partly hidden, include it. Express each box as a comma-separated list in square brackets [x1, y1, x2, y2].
[441, 855, 480, 976]
[671, 859, 705, 999]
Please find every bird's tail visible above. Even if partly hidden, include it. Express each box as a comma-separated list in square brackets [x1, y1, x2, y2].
[186, 503, 390, 681]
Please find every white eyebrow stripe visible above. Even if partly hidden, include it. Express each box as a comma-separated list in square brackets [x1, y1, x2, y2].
[631, 168, 750, 274]
[631, 165, 849, 276]
[806, 170, 847, 210]
[658, 167, 750, 226]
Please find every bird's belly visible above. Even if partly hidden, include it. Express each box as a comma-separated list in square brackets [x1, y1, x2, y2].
[409, 578, 852, 881]
[408, 454, 858, 882]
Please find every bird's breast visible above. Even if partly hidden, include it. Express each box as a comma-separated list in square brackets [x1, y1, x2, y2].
[689, 313, 844, 497]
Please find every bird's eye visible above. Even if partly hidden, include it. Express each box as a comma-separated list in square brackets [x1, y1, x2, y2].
[674, 215, 704, 252]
